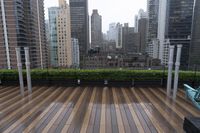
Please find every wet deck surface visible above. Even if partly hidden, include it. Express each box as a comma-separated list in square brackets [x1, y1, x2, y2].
[0, 86, 199, 133]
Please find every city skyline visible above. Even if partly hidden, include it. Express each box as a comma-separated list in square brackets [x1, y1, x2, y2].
[44, 0, 147, 33]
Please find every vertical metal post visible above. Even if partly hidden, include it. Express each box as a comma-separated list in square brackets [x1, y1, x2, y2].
[1, 0, 11, 69]
[24, 47, 32, 93]
[173, 45, 182, 100]
[16, 48, 24, 96]
[167, 45, 175, 96]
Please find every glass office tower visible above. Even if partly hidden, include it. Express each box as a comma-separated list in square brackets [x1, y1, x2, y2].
[189, 0, 200, 67]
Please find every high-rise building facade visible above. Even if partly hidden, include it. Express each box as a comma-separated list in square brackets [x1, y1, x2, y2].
[158, 0, 194, 68]
[122, 23, 139, 53]
[71, 38, 80, 68]
[0, 0, 48, 69]
[45, 20, 51, 67]
[147, 0, 159, 57]
[57, 0, 72, 67]
[189, 0, 200, 67]
[107, 23, 117, 41]
[70, 0, 89, 59]
[91, 9, 102, 48]
[168, 0, 194, 69]
[138, 17, 148, 53]
[48, 7, 59, 67]
[49, 0, 72, 68]
[134, 9, 148, 33]
[115, 23, 123, 49]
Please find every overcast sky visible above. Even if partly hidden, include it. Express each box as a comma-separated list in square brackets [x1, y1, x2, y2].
[44, 0, 147, 33]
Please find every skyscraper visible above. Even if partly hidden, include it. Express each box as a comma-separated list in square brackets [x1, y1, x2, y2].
[134, 9, 148, 33]
[157, 0, 167, 64]
[115, 23, 123, 49]
[48, 7, 59, 67]
[158, 0, 194, 68]
[69, 0, 89, 59]
[168, 0, 194, 69]
[189, 0, 200, 67]
[147, 0, 159, 57]
[138, 17, 148, 53]
[71, 38, 80, 68]
[0, 0, 48, 69]
[49, 0, 72, 68]
[107, 23, 117, 41]
[122, 23, 139, 53]
[91, 9, 102, 49]
[45, 20, 51, 68]
[57, 0, 72, 67]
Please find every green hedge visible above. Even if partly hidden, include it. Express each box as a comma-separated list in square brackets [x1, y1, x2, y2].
[0, 69, 199, 81]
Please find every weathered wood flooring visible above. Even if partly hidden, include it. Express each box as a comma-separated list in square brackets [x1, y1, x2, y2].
[0, 86, 199, 133]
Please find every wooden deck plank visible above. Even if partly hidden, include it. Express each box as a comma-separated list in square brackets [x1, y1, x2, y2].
[124, 88, 151, 133]
[138, 88, 177, 133]
[131, 88, 158, 133]
[159, 88, 200, 117]
[0, 87, 55, 132]
[0, 87, 38, 111]
[112, 87, 125, 133]
[151, 88, 194, 119]
[105, 87, 112, 133]
[0, 86, 198, 133]
[100, 87, 106, 133]
[29, 87, 69, 133]
[109, 87, 119, 133]
[61, 87, 88, 133]
[141, 88, 183, 131]
[0, 86, 14, 93]
[0, 87, 21, 103]
[52, 87, 83, 133]
[67, 87, 93, 133]
[41, 87, 77, 133]
[87, 88, 101, 133]
[80, 87, 97, 133]
[0, 87, 47, 117]
[4, 87, 65, 133]
[117, 88, 138, 133]
[93, 88, 103, 133]
[121, 88, 144, 133]
[0, 86, 18, 98]
[0, 86, 17, 96]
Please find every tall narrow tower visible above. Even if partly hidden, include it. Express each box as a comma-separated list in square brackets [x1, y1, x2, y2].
[57, 0, 72, 67]
[157, 0, 194, 69]
[91, 9, 102, 49]
[189, 0, 200, 67]
[147, 0, 159, 58]
[69, 0, 89, 62]
[49, 0, 72, 68]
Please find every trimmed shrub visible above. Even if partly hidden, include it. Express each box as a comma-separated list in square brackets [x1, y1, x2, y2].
[0, 69, 199, 82]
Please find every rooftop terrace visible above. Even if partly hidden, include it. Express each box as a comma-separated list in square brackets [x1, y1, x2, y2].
[0, 86, 199, 133]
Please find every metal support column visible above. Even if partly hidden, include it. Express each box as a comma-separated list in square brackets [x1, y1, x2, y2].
[16, 48, 24, 96]
[173, 45, 182, 100]
[24, 47, 32, 93]
[167, 45, 175, 96]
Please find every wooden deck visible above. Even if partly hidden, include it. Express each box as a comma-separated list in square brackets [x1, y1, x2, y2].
[0, 86, 199, 133]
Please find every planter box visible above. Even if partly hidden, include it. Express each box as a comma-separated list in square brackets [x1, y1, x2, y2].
[32, 79, 77, 86]
[0, 78, 196, 88]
